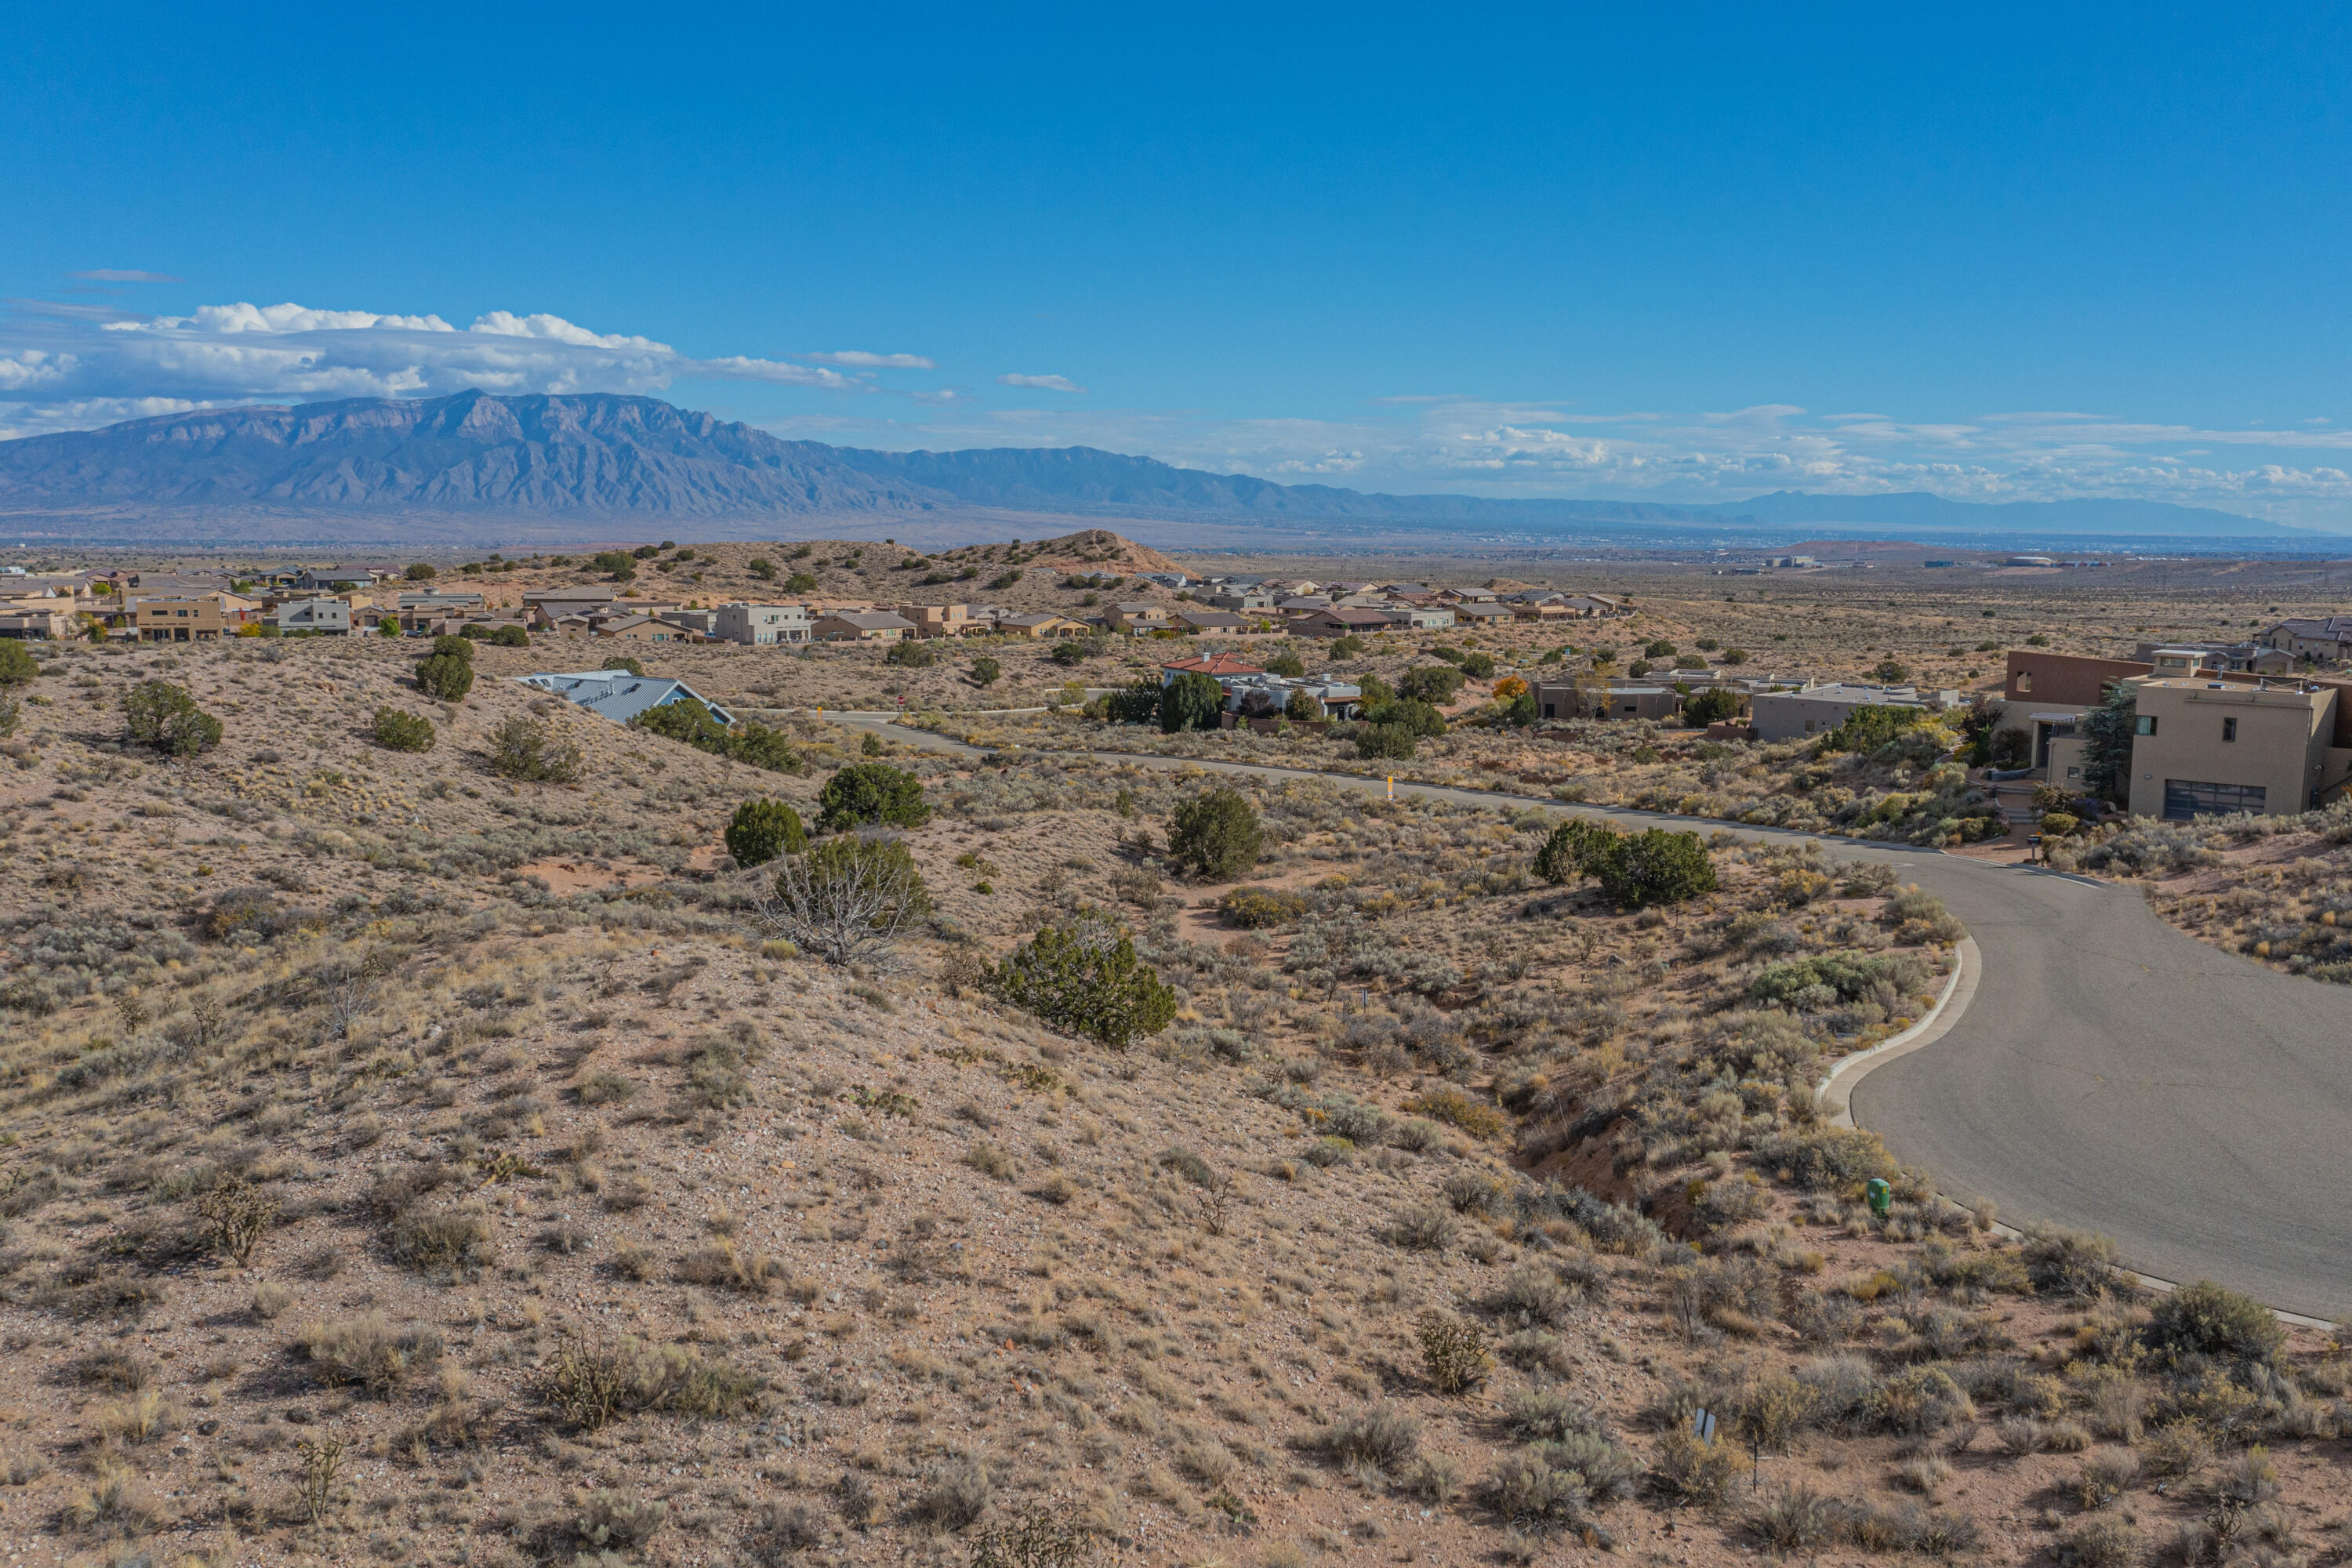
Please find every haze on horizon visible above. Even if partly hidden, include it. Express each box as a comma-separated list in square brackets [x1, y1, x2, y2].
[6, 3, 2352, 527]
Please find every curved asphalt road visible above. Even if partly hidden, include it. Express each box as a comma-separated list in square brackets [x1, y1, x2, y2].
[831, 715, 2352, 1319]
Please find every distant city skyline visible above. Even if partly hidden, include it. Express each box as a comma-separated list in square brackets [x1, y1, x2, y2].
[6, 5, 2352, 523]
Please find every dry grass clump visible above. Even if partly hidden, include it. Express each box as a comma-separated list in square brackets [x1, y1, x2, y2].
[543, 1330, 763, 1428]
[300, 1312, 446, 1394]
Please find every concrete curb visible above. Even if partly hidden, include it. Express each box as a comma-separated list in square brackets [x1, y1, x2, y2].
[1818, 937, 1978, 1127]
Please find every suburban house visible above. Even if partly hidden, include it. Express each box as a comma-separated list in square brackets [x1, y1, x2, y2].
[1530, 678, 1614, 721]
[1749, 683, 1955, 742]
[1437, 588, 1498, 604]
[714, 603, 813, 645]
[657, 609, 719, 637]
[2259, 617, 2352, 663]
[1275, 595, 1333, 613]
[1511, 601, 1573, 623]
[2122, 676, 2352, 819]
[394, 590, 488, 630]
[1174, 609, 1251, 633]
[990, 612, 1088, 640]
[1101, 602, 1171, 633]
[812, 611, 915, 642]
[1560, 593, 1628, 617]
[1160, 652, 1265, 685]
[0, 606, 74, 640]
[1131, 571, 1191, 589]
[1209, 589, 1278, 612]
[514, 670, 735, 726]
[593, 614, 695, 644]
[525, 587, 619, 626]
[1384, 606, 1457, 630]
[294, 564, 383, 591]
[1289, 607, 1396, 638]
[267, 597, 352, 636]
[1223, 673, 1363, 720]
[2131, 639, 2294, 674]
[1450, 603, 1518, 628]
[891, 603, 973, 638]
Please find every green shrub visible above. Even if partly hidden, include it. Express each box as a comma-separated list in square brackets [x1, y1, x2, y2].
[1167, 786, 1262, 879]
[591, 550, 637, 581]
[1459, 651, 1496, 678]
[372, 707, 436, 753]
[1752, 1125, 1897, 1191]
[726, 800, 808, 868]
[430, 633, 474, 659]
[2020, 1226, 2132, 1300]
[1160, 671, 1225, 733]
[748, 557, 777, 580]
[1048, 639, 1090, 666]
[884, 639, 935, 668]
[489, 717, 583, 782]
[970, 656, 1001, 688]
[1534, 819, 1616, 884]
[405, 562, 437, 581]
[785, 572, 818, 592]
[1591, 828, 1715, 907]
[1330, 634, 1367, 658]
[1684, 687, 1742, 727]
[0, 641, 38, 686]
[989, 907, 1177, 1049]
[2143, 1279, 2283, 1366]
[987, 570, 1022, 590]
[1367, 696, 1446, 736]
[414, 652, 474, 701]
[1824, 703, 1919, 753]
[124, 681, 222, 756]
[818, 763, 930, 830]
[1399, 665, 1466, 704]
[1283, 687, 1322, 720]
[1264, 648, 1306, 678]
[1356, 722, 1417, 760]
[0, 695, 17, 740]
[488, 623, 530, 647]
[1221, 886, 1308, 927]
[1105, 679, 1160, 724]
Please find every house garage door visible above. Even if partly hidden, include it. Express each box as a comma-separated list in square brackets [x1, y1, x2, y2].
[2163, 779, 2267, 820]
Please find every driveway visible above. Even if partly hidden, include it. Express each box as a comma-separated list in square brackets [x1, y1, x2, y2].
[837, 716, 2352, 1318]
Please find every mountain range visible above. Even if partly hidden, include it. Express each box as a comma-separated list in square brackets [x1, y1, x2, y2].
[0, 388, 2314, 541]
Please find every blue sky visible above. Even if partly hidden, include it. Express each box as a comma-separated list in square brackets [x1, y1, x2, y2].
[8, 3, 2352, 523]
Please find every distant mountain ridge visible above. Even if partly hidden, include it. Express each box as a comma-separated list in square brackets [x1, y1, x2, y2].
[0, 389, 2306, 538]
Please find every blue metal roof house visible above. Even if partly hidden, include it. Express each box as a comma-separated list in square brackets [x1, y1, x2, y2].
[514, 670, 736, 726]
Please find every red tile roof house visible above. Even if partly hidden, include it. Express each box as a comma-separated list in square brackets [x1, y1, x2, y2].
[1160, 652, 1265, 685]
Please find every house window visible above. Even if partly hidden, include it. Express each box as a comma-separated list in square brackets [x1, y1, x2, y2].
[2164, 779, 2265, 819]
[2016, 673, 2033, 692]
[2222, 717, 2237, 742]
[2135, 715, 2158, 735]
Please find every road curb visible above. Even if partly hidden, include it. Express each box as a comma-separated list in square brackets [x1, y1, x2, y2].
[1818, 937, 1978, 1127]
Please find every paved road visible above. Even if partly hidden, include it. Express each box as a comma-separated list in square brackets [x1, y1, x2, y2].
[840, 717, 2352, 1318]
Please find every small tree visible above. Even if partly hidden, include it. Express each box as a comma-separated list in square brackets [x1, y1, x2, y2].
[1330, 634, 1367, 659]
[377, 615, 401, 636]
[1265, 648, 1306, 678]
[0, 640, 39, 686]
[1591, 828, 1715, 908]
[405, 562, 437, 581]
[1683, 687, 1742, 728]
[1105, 680, 1160, 724]
[970, 656, 1002, 688]
[591, 550, 638, 581]
[989, 907, 1178, 1049]
[1048, 639, 1090, 667]
[1356, 723, 1417, 760]
[2079, 684, 2138, 802]
[1458, 651, 1495, 678]
[1283, 687, 1322, 720]
[785, 572, 818, 593]
[125, 681, 221, 756]
[1167, 786, 1261, 879]
[884, 640, 936, 668]
[757, 835, 931, 965]
[1534, 818, 1616, 884]
[488, 624, 530, 647]
[415, 652, 474, 702]
[1399, 666, 1465, 704]
[726, 799, 808, 868]
[490, 717, 583, 782]
[748, 557, 777, 581]
[1824, 702, 1918, 754]
[818, 763, 931, 830]
[601, 655, 645, 677]
[1872, 657, 1910, 683]
[432, 634, 474, 659]
[372, 707, 436, 752]
[0, 695, 18, 740]
[1160, 671, 1226, 733]
[1367, 697, 1446, 737]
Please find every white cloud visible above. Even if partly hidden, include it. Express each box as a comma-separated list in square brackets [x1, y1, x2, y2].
[998, 372, 1087, 393]
[0, 299, 858, 415]
[71, 270, 179, 284]
[804, 350, 935, 368]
